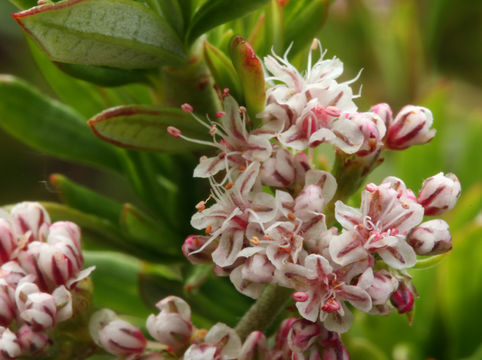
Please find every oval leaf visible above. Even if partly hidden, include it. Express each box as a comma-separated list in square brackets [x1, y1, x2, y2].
[0, 75, 122, 172]
[187, 0, 270, 44]
[13, 0, 186, 69]
[88, 105, 210, 152]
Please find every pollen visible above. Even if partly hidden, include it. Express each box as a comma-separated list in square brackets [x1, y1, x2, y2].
[225, 182, 233, 190]
[287, 212, 297, 221]
[205, 225, 212, 234]
[195, 201, 206, 212]
[249, 236, 260, 246]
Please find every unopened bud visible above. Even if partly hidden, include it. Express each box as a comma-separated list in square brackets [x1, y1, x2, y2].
[10, 202, 50, 243]
[370, 103, 393, 129]
[366, 270, 398, 305]
[146, 312, 192, 350]
[240, 331, 268, 360]
[408, 219, 452, 255]
[17, 324, 49, 355]
[90, 309, 147, 357]
[260, 148, 296, 188]
[293, 291, 309, 302]
[0, 280, 16, 327]
[15, 282, 57, 331]
[390, 283, 415, 314]
[288, 318, 321, 353]
[322, 339, 350, 360]
[0, 327, 21, 359]
[273, 318, 296, 354]
[417, 173, 461, 216]
[386, 105, 435, 150]
[0, 219, 17, 263]
[182, 235, 214, 265]
[294, 185, 324, 220]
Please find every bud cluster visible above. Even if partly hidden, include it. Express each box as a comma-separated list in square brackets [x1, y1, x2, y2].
[0, 202, 94, 358]
[165, 41, 462, 358]
[90, 296, 349, 360]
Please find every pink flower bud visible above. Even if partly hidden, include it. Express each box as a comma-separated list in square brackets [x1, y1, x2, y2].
[322, 339, 350, 360]
[288, 319, 321, 353]
[408, 219, 452, 255]
[0, 280, 16, 327]
[386, 105, 436, 150]
[346, 112, 386, 156]
[10, 202, 50, 243]
[17, 324, 49, 356]
[182, 235, 214, 265]
[273, 318, 297, 357]
[240, 331, 269, 360]
[15, 282, 57, 331]
[0, 262, 27, 287]
[366, 270, 398, 306]
[146, 312, 192, 350]
[370, 103, 393, 129]
[0, 219, 18, 263]
[417, 173, 461, 216]
[261, 148, 296, 188]
[90, 309, 147, 357]
[47, 222, 82, 258]
[390, 283, 415, 314]
[0, 327, 22, 359]
[184, 344, 218, 360]
[155, 296, 191, 320]
[167, 126, 182, 138]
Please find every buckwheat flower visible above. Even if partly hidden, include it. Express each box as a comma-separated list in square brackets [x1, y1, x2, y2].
[272, 318, 297, 359]
[330, 177, 424, 269]
[288, 318, 322, 354]
[239, 331, 269, 360]
[408, 219, 452, 255]
[343, 111, 386, 156]
[417, 172, 461, 216]
[190, 162, 277, 268]
[385, 105, 436, 150]
[183, 97, 274, 178]
[230, 252, 275, 298]
[184, 323, 242, 360]
[0, 262, 27, 287]
[280, 254, 371, 333]
[357, 268, 398, 314]
[0, 327, 21, 360]
[89, 309, 147, 357]
[182, 235, 215, 265]
[260, 43, 358, 134]
[146, 296, 192, 351]
[260, 147, 297, 188]
[10, 202, 50, 243]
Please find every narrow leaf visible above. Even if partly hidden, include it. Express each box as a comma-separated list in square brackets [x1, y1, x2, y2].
[204, 41, 243, 100]
[145, 0, 184, 37]
[0, 75, 122, 172]
[9, 0, 37, 10]
[13, 0, 186, 69]
[284, 0, 331, 56]
[88, 105, 210, 152]
[230, 36, 266, 123]
[54, 62, 149, 87]
[49, 173, 123, 224]
[120, 203, 183, 260]
[187, 0, 271, 43]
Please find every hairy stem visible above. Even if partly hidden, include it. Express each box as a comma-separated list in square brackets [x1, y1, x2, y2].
[235, 284, 292, 340]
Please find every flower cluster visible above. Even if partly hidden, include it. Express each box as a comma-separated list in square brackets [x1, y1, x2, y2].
[90, 296, 349, 360]
[167, 42, 462, 357]
[0, 202, 94, 358]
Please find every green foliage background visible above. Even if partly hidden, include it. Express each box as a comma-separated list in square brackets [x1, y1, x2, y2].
[0, 1, 481, 359]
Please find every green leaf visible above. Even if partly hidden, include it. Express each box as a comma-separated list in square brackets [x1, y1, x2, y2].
[54, 62, 149, 87]
[284, 0, 331, 56]
[120, 203, 183, 261]
[203, 41, 243, 100]
[230, 36, 266, 123]
[84, 251, 154, 317]
[0, 75, 122, 172]
[9, 0, 37, 10]
[49, 173, 123, 224]
[88, 105, 210, 152]
[14, 0, 186, 70]
[187, 0, 271, 44]
[145, 0, 184, 37]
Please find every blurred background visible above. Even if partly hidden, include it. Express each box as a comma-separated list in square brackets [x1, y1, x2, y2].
[0, 0, 481, 359]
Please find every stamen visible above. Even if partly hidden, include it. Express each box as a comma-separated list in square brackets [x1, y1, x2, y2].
[181, 103, 194, 113]
[249, 236, 260, 246]
[195, 201, 206, 212]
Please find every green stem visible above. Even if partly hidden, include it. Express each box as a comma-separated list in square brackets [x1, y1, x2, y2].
[235, 284, 292, 340]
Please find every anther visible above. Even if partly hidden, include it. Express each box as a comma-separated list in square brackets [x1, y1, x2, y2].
[167, 126, 182, 138]
[249, 236, 260, 246]
[195, 201, 206, 212]
[223, 88, 230, 97]
[287, 212, 297, 221]
[181, 103, 194, 113]
[216, 112, 225, 118]
[225, 182, 233, 190]
[205, 225, 212, 234]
